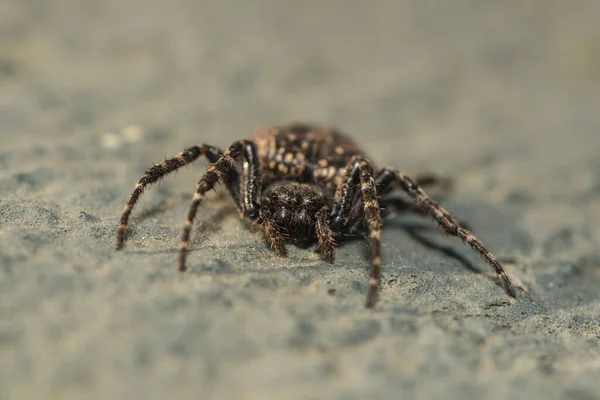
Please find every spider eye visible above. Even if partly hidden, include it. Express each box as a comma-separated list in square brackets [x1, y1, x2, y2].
[244, 202, 259, 219]
[331, 215, 345, 230]
[277, 208, 288, 220]
[297, 209, 307, 221]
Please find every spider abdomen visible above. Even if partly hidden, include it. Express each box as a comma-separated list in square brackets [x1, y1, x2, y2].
[251, 123, 372, 185]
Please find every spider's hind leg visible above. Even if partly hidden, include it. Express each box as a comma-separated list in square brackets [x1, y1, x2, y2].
[377, 167, 516, 299]
[116, 145, 223, 250]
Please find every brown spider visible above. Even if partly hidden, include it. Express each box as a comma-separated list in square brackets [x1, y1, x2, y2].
[115, 123, 516, 308]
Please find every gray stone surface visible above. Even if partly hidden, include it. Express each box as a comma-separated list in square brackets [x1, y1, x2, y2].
[1, 1, 599, 399]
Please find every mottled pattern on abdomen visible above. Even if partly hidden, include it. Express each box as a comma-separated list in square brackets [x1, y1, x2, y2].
[251, 123, 372, 184]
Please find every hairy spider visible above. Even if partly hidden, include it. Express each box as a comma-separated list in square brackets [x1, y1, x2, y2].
[115, 123, 516, 308]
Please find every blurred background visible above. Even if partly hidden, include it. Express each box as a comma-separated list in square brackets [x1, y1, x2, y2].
[1, 1, 599, 399]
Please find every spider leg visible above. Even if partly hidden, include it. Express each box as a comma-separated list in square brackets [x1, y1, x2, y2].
[340, 170, 452, 232]
[331, 156, 382, 308]
[315, 206, 336, 262]
[258, 206, 287, 257]
[178, 140, 261, 272]
[376, 169, 461, 224]
[377, 167, 517, 298]
[411, 172, 453, 194]
[330, 161, 361, 228]
[377, 170, 452, 197]
[116, 145, 226, 250]
[377, 171, 473, 229]
[238, 141, 262, 219]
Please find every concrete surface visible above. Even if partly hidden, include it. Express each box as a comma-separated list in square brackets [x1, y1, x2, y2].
[1, 1, 599, 399]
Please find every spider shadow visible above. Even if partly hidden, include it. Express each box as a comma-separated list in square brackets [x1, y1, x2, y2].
[126, 192, 238, 255]
[132, 193, 192, 224]
[382, 221, 483, 275]
[335, 196, 482, 276]
[383, 196, 481, 274]
[334, 223, 480, 275]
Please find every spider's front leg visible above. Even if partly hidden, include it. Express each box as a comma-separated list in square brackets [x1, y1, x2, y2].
[330, 156, 382, 308]
[315, 206, 336, 263]
[376, 167, 516, 298]
[116, 144, 225, 250]
[258, 203, 335, 262]
[178, 140, 262, 272]
[258, 206, 287, 257]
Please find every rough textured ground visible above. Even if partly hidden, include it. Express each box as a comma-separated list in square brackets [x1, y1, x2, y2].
[1, 1, 600, 399]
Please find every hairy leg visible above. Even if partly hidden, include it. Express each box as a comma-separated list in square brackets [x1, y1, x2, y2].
[116, 145, 223, 250]
[315, 206, 336, 263]
[377, 167, 516, 298]
[258, 206, 287, 257]
[331, 156, 383, 308]
[376, 170, 452, 196]
[178, 140, 262, 271]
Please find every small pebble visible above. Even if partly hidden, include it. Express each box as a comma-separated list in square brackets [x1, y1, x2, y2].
[78, 211, 99, 222]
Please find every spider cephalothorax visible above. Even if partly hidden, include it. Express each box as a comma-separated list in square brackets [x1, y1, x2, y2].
[115, 123, 516, 308]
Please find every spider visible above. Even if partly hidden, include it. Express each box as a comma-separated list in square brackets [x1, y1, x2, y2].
[115, 122, 516, 308]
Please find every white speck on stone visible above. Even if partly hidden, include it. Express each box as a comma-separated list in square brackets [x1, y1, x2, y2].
[101, 132, 122, 149]
[122, 125, 143, 143]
